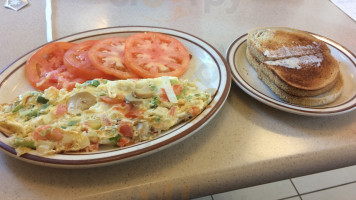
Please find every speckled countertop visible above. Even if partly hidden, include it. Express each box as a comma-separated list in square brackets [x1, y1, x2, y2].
[0, 0, 356, 199]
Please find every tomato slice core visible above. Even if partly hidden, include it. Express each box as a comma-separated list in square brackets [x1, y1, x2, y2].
[88, 37, 139, 79]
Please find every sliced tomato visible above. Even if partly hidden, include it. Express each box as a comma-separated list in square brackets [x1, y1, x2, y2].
[124, 32, 190, 78]
[33, 125, 52, 140]
[118, 137, 131, 147]
[160, 88, 169, 102]
[49, 127, 64, 141]
[173, 84, 183, 95]
[25, 42, 87, 91]
[125, 109, 144, 119]
[25, 42, 86, 91]
[88, 37, 139, 79]
[56, 104, 67, 116]
[190, 106, 201, 116]
[63, 40, 115, 80]
[119, 121, 134, 138]
[33, 126, 63, 141]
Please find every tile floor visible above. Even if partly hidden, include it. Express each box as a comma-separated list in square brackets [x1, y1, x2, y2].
[192, 165, 356, 200]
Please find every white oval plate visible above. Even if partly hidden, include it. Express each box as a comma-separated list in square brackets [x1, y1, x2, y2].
[0, 26, 231, 168]
[227, 33, 356, 116]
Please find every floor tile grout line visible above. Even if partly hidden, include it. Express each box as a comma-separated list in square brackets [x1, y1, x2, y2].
[277, 194, 302, 200]
[293, 179, 356, 196]
[289, 178, 302, 199]
[209, 178, 356, 200]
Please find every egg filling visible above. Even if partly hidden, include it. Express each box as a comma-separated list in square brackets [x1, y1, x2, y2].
[0, 77, 212, 156]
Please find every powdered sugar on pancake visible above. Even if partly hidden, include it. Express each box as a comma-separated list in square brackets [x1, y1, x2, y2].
[264, 53, 323, 69]
[263, 42, 321, 58]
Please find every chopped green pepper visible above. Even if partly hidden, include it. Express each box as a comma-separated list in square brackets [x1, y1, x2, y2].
[91, 80, 100, 87]
[12, 104, 23, 113]
[40, 103, 50, 110]
[85, 80, 100, 87]
[170, 79, 179, 85]
[109, 134, 121, 145]
[155, 116, 161, 122]
[68, 120, 79, 126]
[27, 110, 38, 118]
[150, 97, 158, 109]
[149, 82, 157, 91]
[180, 86, 187, 95]
[13, 138, 36, 149]
[36, 96, 49, 104]
[20, 109, 39, 120]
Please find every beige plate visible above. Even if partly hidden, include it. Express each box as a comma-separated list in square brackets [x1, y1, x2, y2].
[0, 26, 231, 168]
[227, 33, 356, 116]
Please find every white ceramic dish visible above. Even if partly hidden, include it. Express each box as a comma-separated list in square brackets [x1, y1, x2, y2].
[227, 33, 356, 116]
[0, 26, 231, 168]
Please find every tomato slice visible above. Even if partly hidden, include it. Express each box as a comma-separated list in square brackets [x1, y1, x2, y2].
[173, 84, 183, 95]
[49, 127, 64, 141]
[33, 126, 63, 141]
[25, 42, 87, 91]
[63, 40, 115, 80]
[56, 104, 67, 115]
[118, 137, 131, 147]
[88, 37, 139, 79]
[124, 32, 190, 78]
[119, 121, 134, 138]
[125, 109, 144, 119]
[33, 125, 52, 140]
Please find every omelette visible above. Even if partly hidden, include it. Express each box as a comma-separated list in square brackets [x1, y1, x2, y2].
[0, 77, 212, 156]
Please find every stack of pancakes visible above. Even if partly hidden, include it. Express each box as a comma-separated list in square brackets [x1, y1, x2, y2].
[246, 27, 343, 107]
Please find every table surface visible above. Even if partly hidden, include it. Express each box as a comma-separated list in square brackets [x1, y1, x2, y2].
[0, 0, 355, 199]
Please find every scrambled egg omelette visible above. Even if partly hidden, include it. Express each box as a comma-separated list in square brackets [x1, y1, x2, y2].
[0, 77, 212, 156]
